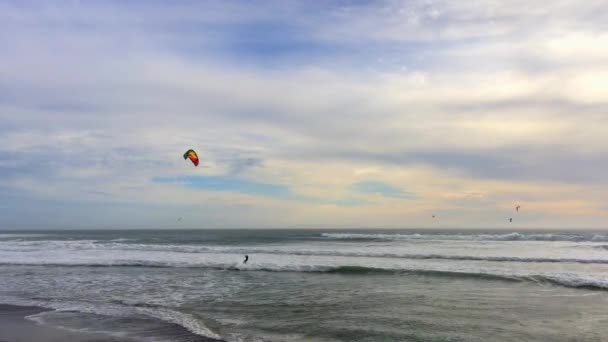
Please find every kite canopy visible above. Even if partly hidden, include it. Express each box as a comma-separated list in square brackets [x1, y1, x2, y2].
[183, 149, 199, 166]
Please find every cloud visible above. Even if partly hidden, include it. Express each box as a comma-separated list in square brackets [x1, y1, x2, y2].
[1, 1, 607, 228]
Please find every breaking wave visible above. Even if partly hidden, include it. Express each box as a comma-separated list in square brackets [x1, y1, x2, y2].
[1, 297, 222, 342]
[321, 232, 608, 242]
[2, 239, 608, 265]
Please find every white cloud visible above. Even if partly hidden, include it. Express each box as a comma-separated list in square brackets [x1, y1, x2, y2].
[1, 0, 607, 228]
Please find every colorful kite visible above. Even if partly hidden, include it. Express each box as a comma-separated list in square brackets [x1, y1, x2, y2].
[183, 149, 199, 166]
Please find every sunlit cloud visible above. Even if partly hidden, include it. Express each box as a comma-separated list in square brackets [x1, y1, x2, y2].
[1, 0, 607, 229]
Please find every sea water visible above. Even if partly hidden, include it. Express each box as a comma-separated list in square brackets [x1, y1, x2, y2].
[1, 229, 607, 341]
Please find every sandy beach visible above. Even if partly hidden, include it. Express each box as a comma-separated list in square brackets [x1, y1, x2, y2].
[0, 304, 129, 342]
[0, 304, 223, 342]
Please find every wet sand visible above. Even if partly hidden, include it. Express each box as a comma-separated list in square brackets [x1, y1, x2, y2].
[0, 304, 129, 342]
[0, 304, 223, 342]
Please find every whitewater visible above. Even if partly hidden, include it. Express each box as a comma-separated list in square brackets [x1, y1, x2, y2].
[1, 229, 607, 342]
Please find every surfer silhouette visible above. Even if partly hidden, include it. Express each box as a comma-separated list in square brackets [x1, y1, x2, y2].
[243, 255, 249, 264]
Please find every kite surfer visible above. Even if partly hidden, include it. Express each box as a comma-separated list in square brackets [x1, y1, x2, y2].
[243, 255, 249, 264]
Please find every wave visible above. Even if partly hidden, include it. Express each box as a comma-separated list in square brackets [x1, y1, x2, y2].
[133, 306, 223, 341]
[212, 249, 608, 264]
[1, 261, 605, 291]
[320, 253, 608, 264]
[109, 238, 132, 242]
[3, 240, 608, 264]
[179, 248, 608, 265]
[1, 296, 223, 342]
[328, 268, 608, 292]
[4, 250, 608, 266]
[0, 233, 49, 239]
[321, 232, 608, 242]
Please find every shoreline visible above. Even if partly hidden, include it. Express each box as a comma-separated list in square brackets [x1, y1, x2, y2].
[0, 304, 224, 342]
[0, 304, 129, 342]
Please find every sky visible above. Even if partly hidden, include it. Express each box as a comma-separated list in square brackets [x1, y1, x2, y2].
[1, 0, 607, 229]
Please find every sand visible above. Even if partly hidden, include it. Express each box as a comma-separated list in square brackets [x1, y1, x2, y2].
[0, 304, 225, 342]
[0, 304, 132, 342]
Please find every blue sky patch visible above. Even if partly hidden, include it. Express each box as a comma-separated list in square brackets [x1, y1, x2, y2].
[153, 176, 369, 206]
[153, 176, 291, 198]
[352, 180, 415, 199]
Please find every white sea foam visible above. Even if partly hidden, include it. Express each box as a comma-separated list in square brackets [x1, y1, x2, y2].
[134, 306, 222, 340]
[1, 233, 608, 293]
[1, 252, 607, 291]
[3, 294, 222, 341]
[4, 237, 608, 265]
[25, 311, 132, 340]
[321, 232, 608, 242]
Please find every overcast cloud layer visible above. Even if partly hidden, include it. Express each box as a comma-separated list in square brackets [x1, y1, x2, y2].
[1, 0, 607, 229]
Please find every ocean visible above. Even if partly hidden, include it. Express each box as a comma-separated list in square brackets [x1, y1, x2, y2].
[1, 229, 607, 341]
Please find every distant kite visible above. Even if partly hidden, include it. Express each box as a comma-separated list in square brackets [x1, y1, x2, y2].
[183, 149, 199, 167]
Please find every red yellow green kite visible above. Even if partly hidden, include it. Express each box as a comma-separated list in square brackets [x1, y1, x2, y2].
[183, 149, 199, 166]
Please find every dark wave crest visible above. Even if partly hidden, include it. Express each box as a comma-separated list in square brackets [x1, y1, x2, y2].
[1, 262, 605, 291]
